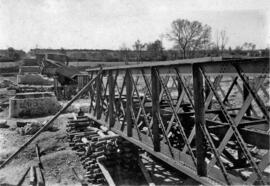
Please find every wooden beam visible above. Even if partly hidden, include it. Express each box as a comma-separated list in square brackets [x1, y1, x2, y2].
[137, 157, 155, 186]
[192, 64, 207, 176]
[71, 167, 88, 186]
[97, 159, 116, 186]
[35, 144, 43, 169]
[17, 167, 30, 186]
[36, 166, 45, 186]
[29, 166, 36, 186]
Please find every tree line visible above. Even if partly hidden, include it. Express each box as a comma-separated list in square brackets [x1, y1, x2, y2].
[0, 47, 26, 62]
[124, 18, 268, 61]
[3, 18, 269, 62]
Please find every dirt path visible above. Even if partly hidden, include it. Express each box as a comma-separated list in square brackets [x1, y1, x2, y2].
[0, 113, 85, 186]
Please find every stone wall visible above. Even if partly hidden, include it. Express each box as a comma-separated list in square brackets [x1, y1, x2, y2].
[9, 92, 61, 118]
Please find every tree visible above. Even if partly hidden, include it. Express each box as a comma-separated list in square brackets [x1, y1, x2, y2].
[241, 42, 256, 56]
[214, 29, 228, 56]
[234, 45, 243, 56]
[242, 42, 256, 51]
[60, 47, 66, 55]
[167, 19, 211, 58]
[7, 47, 15, 59]
[215, 31, 220, 52]
[220, 30, 228, 54]
[119, 43, 130, 64]
[60, 47, 69, 66]
[146, 40, 165, 61]
[132, 39, 146, 63]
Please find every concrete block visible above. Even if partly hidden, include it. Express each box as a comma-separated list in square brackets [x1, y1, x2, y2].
[17, 74, 53, 85]
[19, 66, 40, 74]
[0, 119, 8, 128]
[9, 92, 62, 118]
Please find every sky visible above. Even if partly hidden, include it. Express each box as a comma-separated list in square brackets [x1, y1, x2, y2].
[0, 0, 269, 51]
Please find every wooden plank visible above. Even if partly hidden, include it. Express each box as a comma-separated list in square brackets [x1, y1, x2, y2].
[126, 69, 133, 137]
[71, 167, 88, 186]
[17, 167, 30, 186]
[151, 67, 160, 152]
[35, 144, 43, 169]
[193, 64, 207, 176]
[97, 160, 116, 186]
[36, 166, 45, 186]
[29, 166, 36, 186]
[137, 157, 155, 186]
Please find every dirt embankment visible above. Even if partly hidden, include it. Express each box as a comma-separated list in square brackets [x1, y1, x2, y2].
[0, 75, 87, 185]
[0, 110, 85, 186]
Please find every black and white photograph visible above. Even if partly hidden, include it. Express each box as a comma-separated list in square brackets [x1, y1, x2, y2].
[0, 0, 269, 185]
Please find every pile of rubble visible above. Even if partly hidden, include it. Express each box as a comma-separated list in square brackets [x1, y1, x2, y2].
[16, 121, 57, 135]
[0, 79, 18, 89]
[0, 119, 9, 128]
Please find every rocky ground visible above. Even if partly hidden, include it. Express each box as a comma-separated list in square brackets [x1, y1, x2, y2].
[0, 112, 85, 186]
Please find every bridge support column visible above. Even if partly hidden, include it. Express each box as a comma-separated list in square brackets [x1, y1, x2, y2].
[193, 64, 207, 176]
[126, 70, 133, 137]
[109, 71, 115, 128]
[96, 72, 102, 120]
[151, 67, 160, 152]
[177, 78, 183, 101]
[243, 77, 251, 116]
[205, 77, 211, 109]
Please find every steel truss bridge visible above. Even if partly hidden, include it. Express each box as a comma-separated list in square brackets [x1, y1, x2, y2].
[76, 57, 270, 185]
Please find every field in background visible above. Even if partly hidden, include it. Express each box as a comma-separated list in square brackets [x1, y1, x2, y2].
[0, 60, 149, 74]
[69, 61, 148, 68]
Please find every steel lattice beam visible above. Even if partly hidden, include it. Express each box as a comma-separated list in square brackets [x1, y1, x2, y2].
[79, 57, 270, 185]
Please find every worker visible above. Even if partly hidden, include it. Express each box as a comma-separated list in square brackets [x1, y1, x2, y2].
[78, 108, 84, 116]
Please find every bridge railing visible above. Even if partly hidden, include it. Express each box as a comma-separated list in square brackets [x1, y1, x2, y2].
[82, 57, 269, 185]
